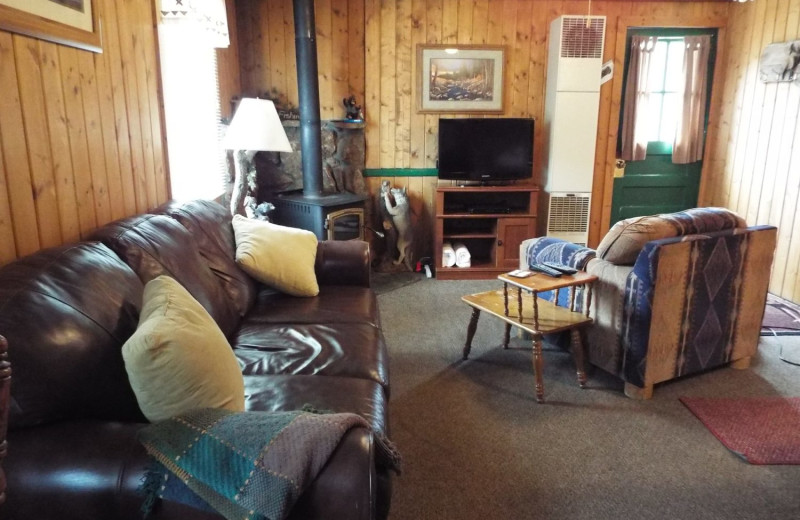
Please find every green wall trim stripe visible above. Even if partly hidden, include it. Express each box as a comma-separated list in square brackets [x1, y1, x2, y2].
[363, 168, 438, 177]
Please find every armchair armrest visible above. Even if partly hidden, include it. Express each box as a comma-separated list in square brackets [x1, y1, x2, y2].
[621, 226, 777, 391]
[0, 335, 9, 505]
[519, 237, 596, 271]
[519, 237, 597, 309]
[315, 240, 371, 288]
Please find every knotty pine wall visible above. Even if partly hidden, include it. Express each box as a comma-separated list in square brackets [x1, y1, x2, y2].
[702, 0, 800, 302]
[237, 0, 731, 263]
[0, 0, 168, 267]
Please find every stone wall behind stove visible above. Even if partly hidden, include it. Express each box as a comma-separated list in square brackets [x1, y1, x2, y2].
[253, 120, 366, 202]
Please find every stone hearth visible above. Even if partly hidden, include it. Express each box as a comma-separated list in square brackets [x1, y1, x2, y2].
[253, 120, 366, 203]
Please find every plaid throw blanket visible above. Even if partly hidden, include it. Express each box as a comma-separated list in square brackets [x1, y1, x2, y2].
[139, 407, 400, 520]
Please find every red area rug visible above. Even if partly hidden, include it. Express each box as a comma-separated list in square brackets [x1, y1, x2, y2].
[680, 397, 800, 465]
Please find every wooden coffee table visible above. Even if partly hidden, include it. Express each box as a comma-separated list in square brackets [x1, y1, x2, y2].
[461, 271, 597, 403]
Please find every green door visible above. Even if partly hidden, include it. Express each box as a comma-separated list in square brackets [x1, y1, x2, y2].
[610, 29, 716, 227]
[611, 146, 702, 223]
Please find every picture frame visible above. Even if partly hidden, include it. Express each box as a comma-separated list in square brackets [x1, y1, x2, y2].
[417, 44, 504, 113]
[0, 0, 101, 53]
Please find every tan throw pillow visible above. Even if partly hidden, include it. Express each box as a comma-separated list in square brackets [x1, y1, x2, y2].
[596, 215, 677, 265]
[122, 275, 244, 423]
[231, 215, 319, 297]
[597, 208, 746, 265]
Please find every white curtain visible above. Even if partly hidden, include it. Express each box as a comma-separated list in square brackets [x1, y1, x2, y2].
[620, 36, 658, 161]
[673, 35, 712, 164]
[159, 0, 229, 48]
[158, 0, 229, 200]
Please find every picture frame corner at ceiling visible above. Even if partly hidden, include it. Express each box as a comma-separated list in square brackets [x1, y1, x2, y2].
[0, 0, 102, 53]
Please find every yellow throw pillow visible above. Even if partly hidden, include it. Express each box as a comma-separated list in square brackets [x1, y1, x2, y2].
[122, 275, 245, 423]
[231, 215, 320, 297]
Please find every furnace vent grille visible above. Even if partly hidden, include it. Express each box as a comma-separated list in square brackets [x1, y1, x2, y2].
[560, 17, 605, 59]
[548, 193, 590, 233]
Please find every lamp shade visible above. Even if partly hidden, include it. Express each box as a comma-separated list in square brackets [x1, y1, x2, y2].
[223, 98, 293, 152]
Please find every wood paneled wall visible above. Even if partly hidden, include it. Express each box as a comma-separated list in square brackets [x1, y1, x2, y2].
[0, 0, 169, 266]
[238, 0, 731, 263]
[219, 0, 243, 121]
[703, 0, 800, 302]
[237, 0, 365, 117]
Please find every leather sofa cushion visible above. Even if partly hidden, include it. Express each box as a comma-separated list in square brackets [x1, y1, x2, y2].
[0, 243, 144, 429]
[158, 199, 258, 318]
[91, 214, 240, 338]
[248, 285, 381, 327]
[596, 207, 746, 265]
[233, 322, 389, 392]
[244, 374, 387, 435]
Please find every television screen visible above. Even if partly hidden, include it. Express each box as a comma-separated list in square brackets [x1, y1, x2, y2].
[437, 118, 534, 182]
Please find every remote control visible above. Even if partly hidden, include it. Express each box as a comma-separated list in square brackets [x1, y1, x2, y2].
[507, 269, 533, 278]
[543, 262, 578, 275]
[529, 263, 563, 277]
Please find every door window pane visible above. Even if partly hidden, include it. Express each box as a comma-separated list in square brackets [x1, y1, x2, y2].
[642, 37, 685, 149]
[647, 93, 664, 142]
[660, 93, 680, 142]
[665, 41, 684, 92]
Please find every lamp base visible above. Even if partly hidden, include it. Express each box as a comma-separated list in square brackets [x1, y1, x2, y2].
[230, 149, 255, 216]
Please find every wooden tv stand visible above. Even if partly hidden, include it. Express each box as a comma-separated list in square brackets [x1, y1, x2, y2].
[434, 185, 539, 280]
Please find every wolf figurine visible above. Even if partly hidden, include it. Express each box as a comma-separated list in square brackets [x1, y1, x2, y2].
[384, 187, 414, 271]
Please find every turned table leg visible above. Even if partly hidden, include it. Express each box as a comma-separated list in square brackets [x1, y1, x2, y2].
[503, 323, 511, 349]
[532, 333, 545, 403]
[463, 307, 481, 360]
[570, 328, 587, 389]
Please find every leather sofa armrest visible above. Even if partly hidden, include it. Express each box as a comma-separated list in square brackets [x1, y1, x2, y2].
[0, 335, 9, 505]
[315, 240, 371, 288]
[288, 427, 375, 520]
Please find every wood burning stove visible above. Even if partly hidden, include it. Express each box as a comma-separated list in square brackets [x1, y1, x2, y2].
[265, 0, 366, 241]
[272, 190, 365, 241]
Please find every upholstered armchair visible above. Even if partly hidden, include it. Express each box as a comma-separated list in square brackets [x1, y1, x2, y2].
[521, 208, 777, 399]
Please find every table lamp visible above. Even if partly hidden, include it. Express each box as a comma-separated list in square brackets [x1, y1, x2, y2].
[223, 98, 293, 216]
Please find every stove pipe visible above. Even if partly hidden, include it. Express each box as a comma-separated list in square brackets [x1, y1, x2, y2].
[293, 0, 323, 198]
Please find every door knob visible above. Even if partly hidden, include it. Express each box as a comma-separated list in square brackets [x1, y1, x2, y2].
[497, 239, 503, 246]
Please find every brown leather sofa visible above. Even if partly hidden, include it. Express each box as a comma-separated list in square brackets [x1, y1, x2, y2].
[0, 199, 391, 520]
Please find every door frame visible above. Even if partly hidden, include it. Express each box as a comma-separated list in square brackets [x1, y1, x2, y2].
[590, 15, 728, 244]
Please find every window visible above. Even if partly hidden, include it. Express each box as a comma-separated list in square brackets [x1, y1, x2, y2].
[644, 38, 685, 146]
[157, 2, 229, 201]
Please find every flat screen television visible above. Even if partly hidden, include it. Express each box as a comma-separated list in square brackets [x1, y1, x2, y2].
[437, 118, 534, 182]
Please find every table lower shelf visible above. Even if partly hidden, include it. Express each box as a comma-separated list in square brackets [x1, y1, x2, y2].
[461, 289, 592, 335]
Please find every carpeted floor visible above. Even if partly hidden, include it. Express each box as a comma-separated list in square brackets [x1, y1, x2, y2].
[378, 277, 800, 520]
[372, 271, 423, 295]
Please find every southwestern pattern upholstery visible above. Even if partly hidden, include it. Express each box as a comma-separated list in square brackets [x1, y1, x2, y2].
[524, 237, 596, 270]
[523, 237, 595, 308]
[520, 209, 777, 399]
[596, 207, 747, 265]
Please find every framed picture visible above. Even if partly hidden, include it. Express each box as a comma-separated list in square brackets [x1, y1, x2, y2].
[0, 0, 101, 53]
[417, 44, 504, 113]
